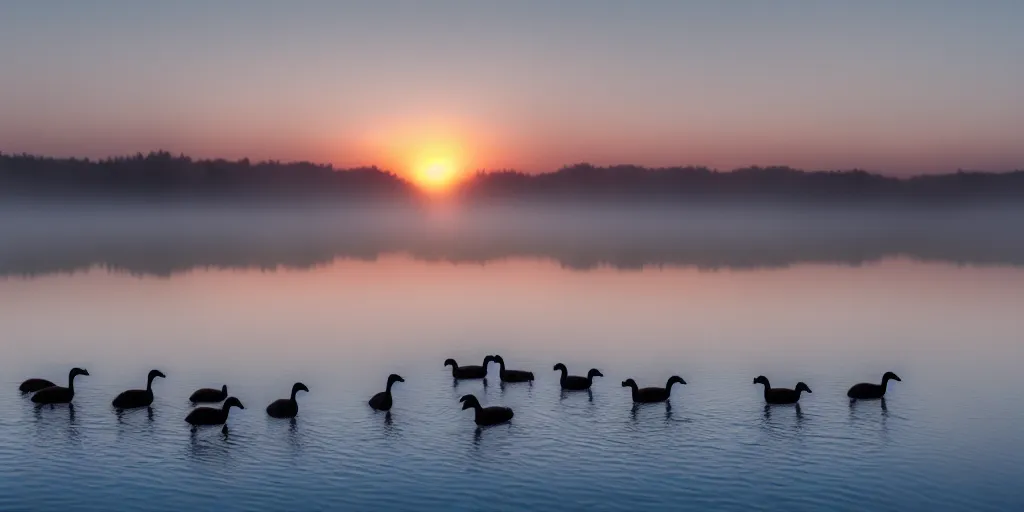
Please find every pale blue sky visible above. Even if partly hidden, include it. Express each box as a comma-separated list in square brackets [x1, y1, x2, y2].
[1, 0, 1022, 175]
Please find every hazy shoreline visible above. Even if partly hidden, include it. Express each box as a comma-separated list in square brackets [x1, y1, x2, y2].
[4, 152, 1024, 206]
[3, 203, 1023, 277]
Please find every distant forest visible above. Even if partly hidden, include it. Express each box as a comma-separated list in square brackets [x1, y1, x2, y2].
[2, 151, 1024, 204]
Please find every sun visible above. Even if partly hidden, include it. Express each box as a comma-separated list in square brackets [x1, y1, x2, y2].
[415, 158, 459, 193]
[366, 121, 478, 193]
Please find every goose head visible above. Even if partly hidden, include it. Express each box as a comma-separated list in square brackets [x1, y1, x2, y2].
[291, 382, 309, 398]
[148, 369, 166, 382]
[444, 358, 457, 368]
[223, 396, 245, 410]
[587, 369, 603, 379]
[553, 363, 567, 373]
[796, 382, 812, 394]
[667, 375, 687, 388]
[883, 371, 902, 383]
[387, 374, 405, 386]
[459, 394, 481, 410]
[621, 378, 637, 389]
[752, 375, 769, 387]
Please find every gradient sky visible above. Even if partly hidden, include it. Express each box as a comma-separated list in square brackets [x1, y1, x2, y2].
[1, 0, 1022, 176]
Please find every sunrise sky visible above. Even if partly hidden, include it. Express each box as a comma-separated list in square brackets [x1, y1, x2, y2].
[1, 0, 1022, 183]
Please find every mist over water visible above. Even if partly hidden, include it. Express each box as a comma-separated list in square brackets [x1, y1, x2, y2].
[2, 203, 1023, 511]
[3, 203, 1024, 276]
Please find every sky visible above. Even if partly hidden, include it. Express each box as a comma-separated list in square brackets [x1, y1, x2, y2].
[1, 0, 1022, 179]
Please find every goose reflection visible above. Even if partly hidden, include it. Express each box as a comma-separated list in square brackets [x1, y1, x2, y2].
[187, 430, 234, 461]
[762, 403, 804, 422]
[452, 377, 490, 389]
[383, 412, 400, 440]
[558, 388, 595, 403]
[499, 379, 536, 397]
[286, 417, 299, 448]
[32, 403, 79, 443]
[630, 402, 674, 422]
[33, 402, 76, 423]
[116, 405, 156, 424]
[470, 424, 509, 447]
[849, 396, 889, 417]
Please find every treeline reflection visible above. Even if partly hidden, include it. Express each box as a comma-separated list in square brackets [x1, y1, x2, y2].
[2, 205, 1023, 277]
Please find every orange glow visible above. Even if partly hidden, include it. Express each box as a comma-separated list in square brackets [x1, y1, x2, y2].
[413, 156, 461, 193]
[358, 118, 483, 193]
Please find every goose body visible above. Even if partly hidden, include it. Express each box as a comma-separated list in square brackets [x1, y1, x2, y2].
[31, 368, 89, 405]
[848, 372, 901, 400]
[368, 374, 404, 411]
[553, 363, 602, 391]
[492, 355, 534, 383]
[186, 397, 244, 426]
[622, 376, 686, 403]
[112, 369, 166, 409]
[19, 378, 56, 394]
[189, 384, 228, 404]
[444, 357, 493, 380]
[459, 394, 513, 426]
[266, 382, 309, 419]
[753, 376, 811, 404]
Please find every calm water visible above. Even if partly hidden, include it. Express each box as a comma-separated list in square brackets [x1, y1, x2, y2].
[1, 206, 1023, 511]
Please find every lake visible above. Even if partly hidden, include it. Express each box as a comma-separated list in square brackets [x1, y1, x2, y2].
[1, 205, 1022, 511]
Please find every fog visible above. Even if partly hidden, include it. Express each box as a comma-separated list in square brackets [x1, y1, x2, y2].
[3, 203, 1024, 277]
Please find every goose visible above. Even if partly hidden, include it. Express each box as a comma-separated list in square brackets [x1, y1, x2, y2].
[31, 368, 89, 405]
[621, 376, 686, 403]
[189, 384, 228, 404]
[553, 363, 602, 391]
[112, 369, 166, 409]
[444, 356, 493, 380]
[368, 374, 404, 411]
[492, 355, 534, 383]
[459, 394, 513, 426]
[266, 382, 309, 419]
[186, 396, 244, 426]
[847, 372, 901, 400]
[753, 376, 811, 404]
[19, 377, 57, 394]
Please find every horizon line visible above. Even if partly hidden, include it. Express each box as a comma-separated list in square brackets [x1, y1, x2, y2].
[3, 149, 1022, 182]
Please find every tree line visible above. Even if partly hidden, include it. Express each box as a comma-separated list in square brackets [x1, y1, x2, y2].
[2, 151, 1023, 204]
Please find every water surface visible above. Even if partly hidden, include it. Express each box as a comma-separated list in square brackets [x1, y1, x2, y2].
[1, 207, 1022, 511]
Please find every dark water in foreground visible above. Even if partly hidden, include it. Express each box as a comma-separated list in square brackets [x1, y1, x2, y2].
[1, 207, 1022, 511]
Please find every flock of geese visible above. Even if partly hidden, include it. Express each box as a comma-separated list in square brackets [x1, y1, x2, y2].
[18, 355, 902, 431]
